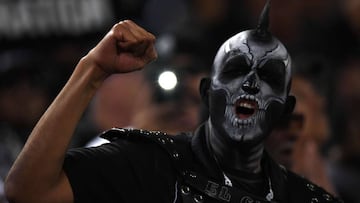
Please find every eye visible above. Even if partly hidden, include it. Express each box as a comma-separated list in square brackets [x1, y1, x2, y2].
[258, 59, 286, 90]
[220, 56, 251, 82]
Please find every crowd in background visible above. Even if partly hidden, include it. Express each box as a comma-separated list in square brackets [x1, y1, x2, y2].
[1, 0, 360, 202]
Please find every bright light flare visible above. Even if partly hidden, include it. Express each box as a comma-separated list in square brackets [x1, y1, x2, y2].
[158, 71, 178, 90]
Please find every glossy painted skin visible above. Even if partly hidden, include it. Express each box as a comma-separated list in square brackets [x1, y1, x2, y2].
[204, 29, 293, 173]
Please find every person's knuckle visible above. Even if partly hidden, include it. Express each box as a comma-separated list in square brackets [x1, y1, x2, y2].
[123, 19, 134, 24]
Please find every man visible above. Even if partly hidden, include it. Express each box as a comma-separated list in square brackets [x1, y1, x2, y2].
[5, 2, 340, 203]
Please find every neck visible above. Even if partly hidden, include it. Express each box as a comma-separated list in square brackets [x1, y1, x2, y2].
[206, 120, 264, 174]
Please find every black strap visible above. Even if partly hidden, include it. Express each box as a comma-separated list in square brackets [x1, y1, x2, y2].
[182, 170, 277, 203]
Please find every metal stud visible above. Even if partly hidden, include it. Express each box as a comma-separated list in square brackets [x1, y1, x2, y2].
[157, 137, 166, 144]
[193, 194, 204, 203]
[311, 198, 319, 203]
[189, 172, 197, 178]
[172, 151, 179, 159]
[306, 183, 315, 191]
[167, 137, 174, 143]
[323, 194, 332, 201]
[181, 186, 191, 195]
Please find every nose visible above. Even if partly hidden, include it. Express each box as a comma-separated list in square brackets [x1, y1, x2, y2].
[242, 73, 259, 94]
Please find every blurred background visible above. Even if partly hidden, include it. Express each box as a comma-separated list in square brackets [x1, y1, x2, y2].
[1, 0, 360, 202]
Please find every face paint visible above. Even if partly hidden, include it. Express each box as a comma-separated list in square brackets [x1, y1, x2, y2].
[204, 0, 294, 176]
[209, 29, 291, 145]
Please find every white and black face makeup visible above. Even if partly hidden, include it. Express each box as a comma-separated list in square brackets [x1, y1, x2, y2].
[208, 30, 291, 145]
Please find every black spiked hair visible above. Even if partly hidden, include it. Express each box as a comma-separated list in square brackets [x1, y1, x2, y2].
[253, 0, 271, 40]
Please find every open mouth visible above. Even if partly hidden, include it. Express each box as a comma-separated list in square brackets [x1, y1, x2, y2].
[235, 97, 258, 119]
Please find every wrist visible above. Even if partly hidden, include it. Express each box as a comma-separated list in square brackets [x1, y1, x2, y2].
[76, 56, 110, 90]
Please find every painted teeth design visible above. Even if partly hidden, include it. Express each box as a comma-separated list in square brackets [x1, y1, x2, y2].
[233, 118, 253, 128]
[225, 94, 261, 128]
[228, 111, 254, 128]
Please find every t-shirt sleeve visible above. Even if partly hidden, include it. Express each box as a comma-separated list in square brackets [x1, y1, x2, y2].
[63, 139, 177, 203]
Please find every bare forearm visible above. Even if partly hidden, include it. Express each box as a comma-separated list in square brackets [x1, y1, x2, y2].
[5, 57, 108, 202]
[5, 20, 157, 203]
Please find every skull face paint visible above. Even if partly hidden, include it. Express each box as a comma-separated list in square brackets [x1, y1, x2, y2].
[208, 30, 291, 144]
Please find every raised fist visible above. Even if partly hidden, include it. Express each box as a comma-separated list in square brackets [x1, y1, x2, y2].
[87, 20, 157, 74]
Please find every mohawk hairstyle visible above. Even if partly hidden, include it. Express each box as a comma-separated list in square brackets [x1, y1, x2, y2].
[253, 0, 271, 41]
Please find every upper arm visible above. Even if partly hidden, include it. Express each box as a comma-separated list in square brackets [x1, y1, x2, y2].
[46, 171, 74, 203]
[5, 170, 73, 203]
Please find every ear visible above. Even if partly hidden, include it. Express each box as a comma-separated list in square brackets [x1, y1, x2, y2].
[283, 95, 296, 116]
[199, 77, 211, 107]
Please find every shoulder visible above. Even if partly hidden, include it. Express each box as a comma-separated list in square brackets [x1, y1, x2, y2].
[285, 170, 343, 203]
[66, 128, 183, 162]
[100, 127, 192, 147]
[65, 128, 184, 202]
[100, 127, 193, 158]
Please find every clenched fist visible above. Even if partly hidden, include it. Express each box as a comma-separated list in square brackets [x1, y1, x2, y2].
[86, 20, 157, 75]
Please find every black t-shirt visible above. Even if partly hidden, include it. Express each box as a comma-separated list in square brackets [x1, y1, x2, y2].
[63, 125, 341, 203]
[64, 138, 178, 203]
